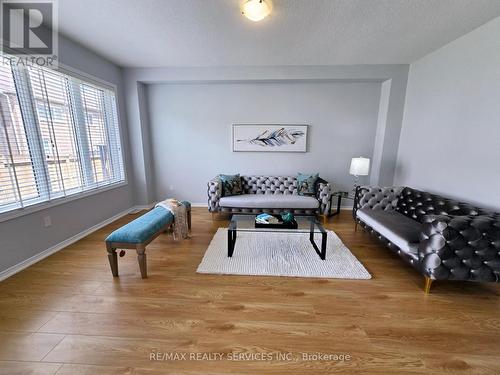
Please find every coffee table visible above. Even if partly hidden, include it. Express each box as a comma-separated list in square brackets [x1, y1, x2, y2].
[228, 215, 327, 260]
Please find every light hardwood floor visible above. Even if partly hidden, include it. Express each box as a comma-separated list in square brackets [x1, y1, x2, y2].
[0, 208, 499, 374]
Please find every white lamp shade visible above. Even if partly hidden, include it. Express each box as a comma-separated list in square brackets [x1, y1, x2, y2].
[349, 157, 370, 176]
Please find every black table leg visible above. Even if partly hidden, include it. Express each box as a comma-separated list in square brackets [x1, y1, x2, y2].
[328, 194, 343, 217]
[310, 221, 327, 260]
[320, 231, 326, 260]
[228, 228, 236, 257]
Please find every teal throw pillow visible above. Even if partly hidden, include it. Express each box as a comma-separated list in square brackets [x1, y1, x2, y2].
[297, 173, 319, 196]
[219, 174, 243, 197]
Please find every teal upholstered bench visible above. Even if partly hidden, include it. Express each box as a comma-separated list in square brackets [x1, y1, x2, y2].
[105, 201, 191, 278]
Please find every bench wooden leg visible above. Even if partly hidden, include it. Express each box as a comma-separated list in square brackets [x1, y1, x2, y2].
[106, 243, 118, 277]
[187, 210, 192, 231]
[136, 245, 147, 279]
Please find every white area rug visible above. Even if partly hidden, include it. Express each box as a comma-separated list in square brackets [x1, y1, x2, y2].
[197, 228, 371, 279]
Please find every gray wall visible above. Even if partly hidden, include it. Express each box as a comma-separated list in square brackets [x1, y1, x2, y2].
[124, 65, 409, 205]
[0, 35, 133, 274]
[394, 16, 500, 211]
[147, 81, 381, 203]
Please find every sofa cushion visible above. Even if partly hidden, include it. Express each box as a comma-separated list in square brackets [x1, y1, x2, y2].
[219, 194, 320, 209]
[357, 208, 422, 254]
[105, 206, 173, 244]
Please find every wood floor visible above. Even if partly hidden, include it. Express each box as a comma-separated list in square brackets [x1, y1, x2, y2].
[0, 208, 499, 374]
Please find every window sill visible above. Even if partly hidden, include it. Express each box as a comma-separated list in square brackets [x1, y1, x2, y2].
[0, 181, 128, 224]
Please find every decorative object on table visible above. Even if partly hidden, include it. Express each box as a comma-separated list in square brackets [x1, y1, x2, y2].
[328, 191, 349, 217]
[349, 157, 370, 195]
[218, 174, 243, 197]
[256, 213, 280, 224]
[232, 124, 308, 152]
[280, 211, 295, 223]
[296, 172, 319, 196]
[197, 228, 371, 279]
[255, 213, 298, 229]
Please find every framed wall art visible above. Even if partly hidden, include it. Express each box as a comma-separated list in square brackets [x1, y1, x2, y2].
[232, 124, 308, 152]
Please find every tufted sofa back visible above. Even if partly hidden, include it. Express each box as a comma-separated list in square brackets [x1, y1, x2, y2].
[241, 176, 299, 195]
[355, 186, 402, 211]
[240, 176, 327, 195]
[395, 187, 487, 223]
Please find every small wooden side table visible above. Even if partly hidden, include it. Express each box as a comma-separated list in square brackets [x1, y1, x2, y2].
[328, 191, 349, 217]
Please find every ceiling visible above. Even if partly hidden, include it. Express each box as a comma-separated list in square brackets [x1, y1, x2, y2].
[56, 0, 500, 67]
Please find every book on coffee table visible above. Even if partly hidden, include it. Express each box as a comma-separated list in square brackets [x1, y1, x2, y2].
[255, 213, 298, 229]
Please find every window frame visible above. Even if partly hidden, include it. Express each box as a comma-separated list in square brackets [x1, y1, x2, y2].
[0, 62, 127, 223]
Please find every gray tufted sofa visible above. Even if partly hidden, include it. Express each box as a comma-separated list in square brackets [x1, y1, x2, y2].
[208, 175, 332, 217]
[353, 186, 500, 293]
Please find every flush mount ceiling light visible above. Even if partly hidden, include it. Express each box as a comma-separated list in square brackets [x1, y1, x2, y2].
[241, 0, 272, 22]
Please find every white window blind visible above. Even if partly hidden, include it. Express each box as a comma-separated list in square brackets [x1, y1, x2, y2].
[0, 62, 124, 214]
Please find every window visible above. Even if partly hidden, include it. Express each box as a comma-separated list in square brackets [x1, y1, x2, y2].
[0, 62, 124, 215]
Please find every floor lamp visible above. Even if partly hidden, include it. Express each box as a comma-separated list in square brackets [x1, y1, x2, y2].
[349, 157, 370, 197]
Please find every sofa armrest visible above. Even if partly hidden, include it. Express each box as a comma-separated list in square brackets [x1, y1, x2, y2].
[353, 186, 402, 218]
[419, 214, 500, 282]
[207, 177, 222, 212]
[316, 179, 332, 215]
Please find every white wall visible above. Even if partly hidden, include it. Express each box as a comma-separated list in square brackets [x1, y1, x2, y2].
[0, 35, 134, 275]
[394, 16, 500, 210]
[147, 81, 381, 203]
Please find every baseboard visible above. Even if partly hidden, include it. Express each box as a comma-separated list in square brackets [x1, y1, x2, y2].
[0, 207, 134, 282]
[129, 204, 155, 213]
[191, 203, 207, 208]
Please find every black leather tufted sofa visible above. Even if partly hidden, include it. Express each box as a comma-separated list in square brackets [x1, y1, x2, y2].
[353, 186, 500, 293]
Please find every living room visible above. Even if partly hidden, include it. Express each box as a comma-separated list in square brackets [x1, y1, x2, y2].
[0, 1, 499, 374]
